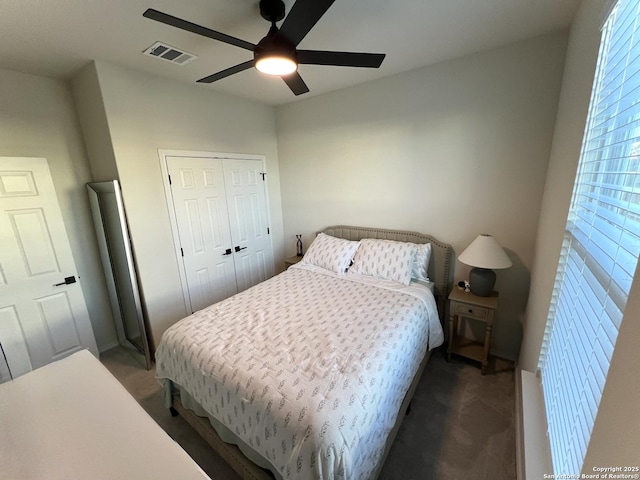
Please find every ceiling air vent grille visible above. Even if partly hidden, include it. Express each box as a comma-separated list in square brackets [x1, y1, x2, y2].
[143, 42, 197, 65]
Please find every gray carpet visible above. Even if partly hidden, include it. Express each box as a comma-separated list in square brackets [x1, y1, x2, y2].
[100, 346, 516, 480]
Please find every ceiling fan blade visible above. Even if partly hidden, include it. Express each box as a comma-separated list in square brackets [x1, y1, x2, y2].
[282, 72, 310, 95]
[278, 0, 336, 46]
[143, 9, 255, 51]
[297, 50, 386, 68]
[197, 60, 254, 83]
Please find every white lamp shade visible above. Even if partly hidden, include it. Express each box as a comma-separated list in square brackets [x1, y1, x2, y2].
[458, 234, 512, 269]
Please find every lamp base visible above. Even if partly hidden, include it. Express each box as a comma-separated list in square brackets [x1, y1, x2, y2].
[469, 268, 495, 297]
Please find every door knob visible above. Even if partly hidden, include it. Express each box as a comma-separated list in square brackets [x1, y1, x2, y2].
[53, 276, 76, 287]
[222, 248, 233, 256]
[234, 245, 247, 252]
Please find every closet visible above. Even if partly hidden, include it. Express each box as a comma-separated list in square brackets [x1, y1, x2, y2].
[164, 154, 274, 313]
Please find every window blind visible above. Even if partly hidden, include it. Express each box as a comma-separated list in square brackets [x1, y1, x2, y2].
[538, 0, 640, 474]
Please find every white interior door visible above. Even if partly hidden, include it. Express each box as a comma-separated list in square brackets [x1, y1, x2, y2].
[223, 158, 274, 292]
[167, 156, 238, 312]
[0, 157, 98, 379]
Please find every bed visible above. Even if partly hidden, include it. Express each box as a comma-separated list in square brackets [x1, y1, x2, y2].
[0, 349, 211, 480]
[155, 225, 453, 480]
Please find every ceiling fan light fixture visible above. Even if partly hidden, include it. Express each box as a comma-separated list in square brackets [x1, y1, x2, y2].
[254, 28, 298, 76]
[255, 55, 297, 76]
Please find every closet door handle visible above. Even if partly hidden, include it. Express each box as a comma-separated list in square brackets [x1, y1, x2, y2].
[234, 245, 247, 252]
[222, 248, 233, 256]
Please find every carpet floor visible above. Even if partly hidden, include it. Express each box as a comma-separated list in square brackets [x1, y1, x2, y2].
[100, 346, 516, 480]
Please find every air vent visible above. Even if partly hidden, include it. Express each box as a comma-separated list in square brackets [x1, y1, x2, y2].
[143, 41, 197, 65]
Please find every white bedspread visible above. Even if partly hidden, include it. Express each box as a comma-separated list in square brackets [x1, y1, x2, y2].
[155, 265, 443, 480]
[0, 350, 211, 480]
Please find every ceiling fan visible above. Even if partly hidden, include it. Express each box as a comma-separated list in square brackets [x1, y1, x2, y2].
[143, 0, 386, 96]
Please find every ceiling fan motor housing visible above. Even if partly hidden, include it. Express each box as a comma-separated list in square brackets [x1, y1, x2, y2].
[259, 0, 286, 23]
[254, 26, 297, 68]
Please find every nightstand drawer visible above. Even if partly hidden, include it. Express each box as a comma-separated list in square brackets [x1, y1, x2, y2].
[447, 288, 499, 375]
[454, 303, 489, 319]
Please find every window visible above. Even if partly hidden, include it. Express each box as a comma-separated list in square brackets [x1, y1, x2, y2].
[538, 0, 640, 474]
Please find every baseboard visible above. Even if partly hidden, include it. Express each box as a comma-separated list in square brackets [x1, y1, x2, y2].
[98, 339, 120, 354]
[516, 368, 553, 480]
[490, 347, 517, 363]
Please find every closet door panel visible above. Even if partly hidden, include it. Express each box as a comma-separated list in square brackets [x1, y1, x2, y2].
[167, 157, 237, 312]
[222, 159, 274, 293]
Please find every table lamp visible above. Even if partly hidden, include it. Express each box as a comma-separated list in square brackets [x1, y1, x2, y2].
[458, 234, 512, 296]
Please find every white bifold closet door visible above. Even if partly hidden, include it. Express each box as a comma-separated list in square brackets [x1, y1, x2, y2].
[167, 156, 274, 313]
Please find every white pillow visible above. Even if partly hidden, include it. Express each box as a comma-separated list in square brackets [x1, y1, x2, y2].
[349, 238, 417, 285]
[300, 233, 360, 274]
[412, 243, 432, 281]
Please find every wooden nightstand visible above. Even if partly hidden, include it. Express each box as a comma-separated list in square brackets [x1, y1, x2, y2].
[284, 255, 303, 269]
[447, 287, 499, 375]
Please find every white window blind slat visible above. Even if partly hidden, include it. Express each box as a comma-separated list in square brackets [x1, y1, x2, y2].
[538, 0, 640, 474]
[576, 409, 589, 458]
[593, 67, 640, 122]
[598, 51, 640, 104]
[605, 4, 637, 55]
[605, 296, 624, 329]
[584, 378, 598, 422]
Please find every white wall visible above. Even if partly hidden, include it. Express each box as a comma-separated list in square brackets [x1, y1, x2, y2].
[520, 0, 640, 469]
[72, 63, 119, 182]
[0, 68, 117, 351]
[518, 0, 604, 373]
[276, 33, 568, 360]
[73, 61, 284, 350]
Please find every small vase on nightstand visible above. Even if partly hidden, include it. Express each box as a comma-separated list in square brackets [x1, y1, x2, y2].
[296, 235, 303, 256]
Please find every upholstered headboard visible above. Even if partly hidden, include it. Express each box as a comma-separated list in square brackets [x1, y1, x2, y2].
[319, 225, 453, 321]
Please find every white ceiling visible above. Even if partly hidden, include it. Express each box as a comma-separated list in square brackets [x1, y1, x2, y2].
[0, 0, 580, 106]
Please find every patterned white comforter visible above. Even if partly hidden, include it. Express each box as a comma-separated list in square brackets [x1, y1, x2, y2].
[155, 264, 443, 480]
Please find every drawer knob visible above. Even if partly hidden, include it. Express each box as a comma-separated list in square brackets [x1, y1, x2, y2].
[468, 309, 473, 313]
